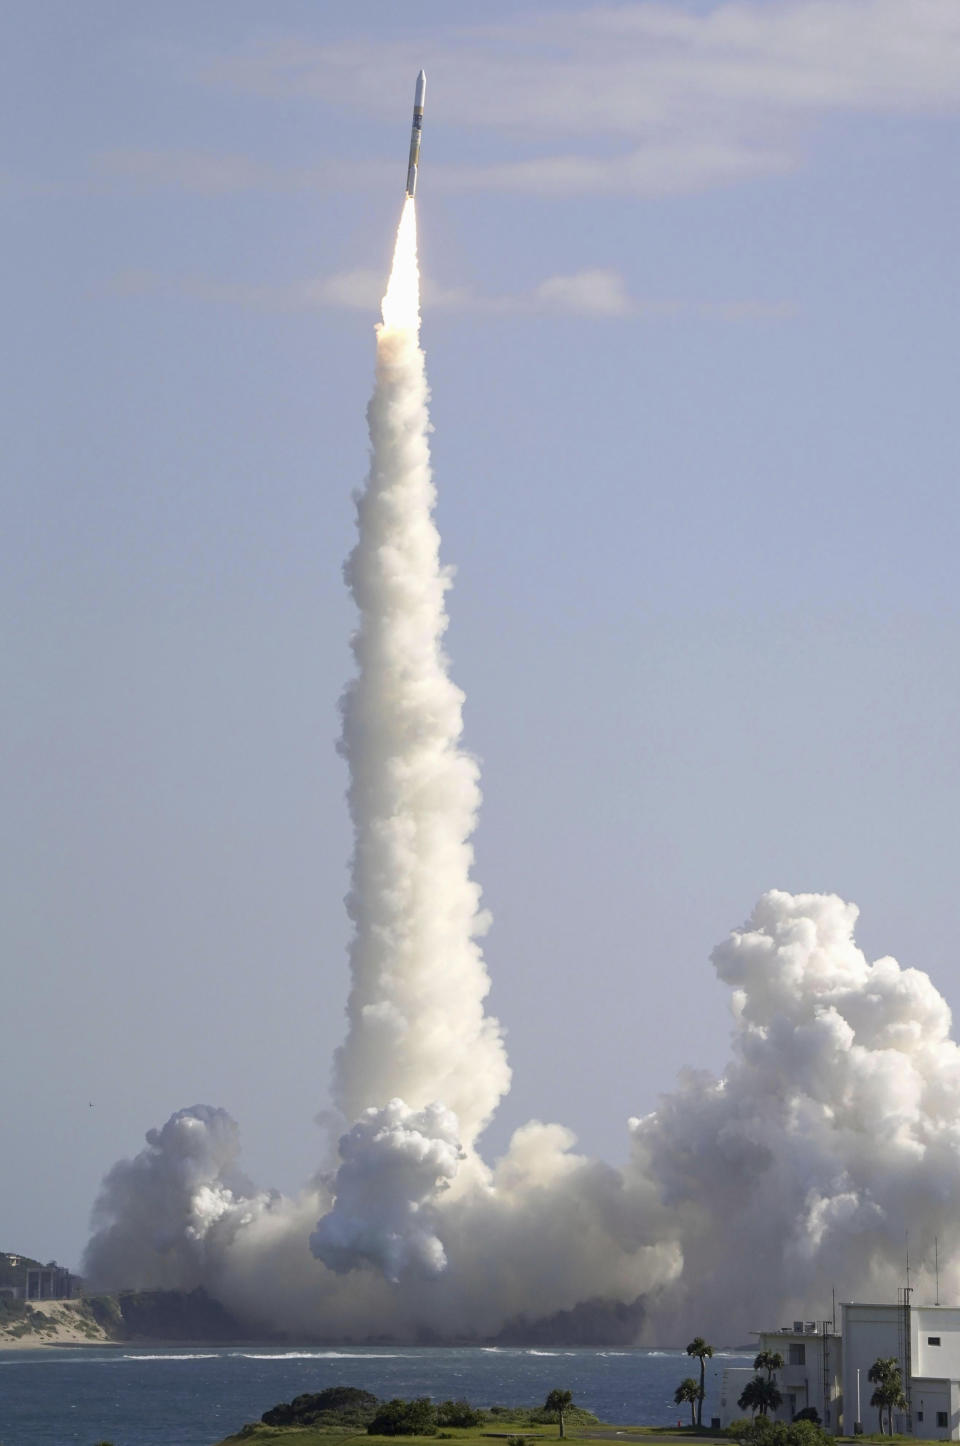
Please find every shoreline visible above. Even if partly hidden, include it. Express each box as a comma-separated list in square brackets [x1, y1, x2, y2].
[0, 1338, 728, 1353]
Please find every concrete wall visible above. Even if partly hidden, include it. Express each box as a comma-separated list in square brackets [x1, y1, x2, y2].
[912, 1378, 952, 1439]
[841, 1302, 905, 1434]
[25, 1267, 73, 1301]
[719, 1367, 756, 1428]
[754, 1329, 843, 1430]
[915, 1311, 960, 1382]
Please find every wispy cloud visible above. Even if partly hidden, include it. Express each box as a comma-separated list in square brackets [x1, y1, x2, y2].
[106, 265, 795, 323]
[188, 0, 960, 196]
[95, 140, 787, 200]
[95, 149, 394, 195]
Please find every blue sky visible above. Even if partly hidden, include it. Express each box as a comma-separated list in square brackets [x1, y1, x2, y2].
[3, 0, 960, 1268]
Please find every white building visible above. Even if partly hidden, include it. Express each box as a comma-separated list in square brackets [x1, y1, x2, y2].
[842, 1301, 960, 1439]
[719, 1319, 841, 1432]
[719, 1298, 960, 1439]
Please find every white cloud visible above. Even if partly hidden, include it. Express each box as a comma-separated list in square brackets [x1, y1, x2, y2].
[193, 0, 960, 196]
[105, 266, 794, 324]
[95, 149, 394, 196]
[534, 268, 634, 317]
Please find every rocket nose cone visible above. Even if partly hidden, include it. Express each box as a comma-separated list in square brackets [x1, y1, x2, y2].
[415, 70, 426, 106]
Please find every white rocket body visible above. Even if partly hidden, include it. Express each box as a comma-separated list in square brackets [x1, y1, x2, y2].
[406, 70, 426, 197]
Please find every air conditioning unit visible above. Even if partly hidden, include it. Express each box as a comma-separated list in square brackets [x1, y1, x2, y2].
[794, 1321, 804, 1333]
[805, 1322, 816, 1333]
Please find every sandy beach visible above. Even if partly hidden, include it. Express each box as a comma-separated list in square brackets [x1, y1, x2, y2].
[0, 1298, 117, 1349]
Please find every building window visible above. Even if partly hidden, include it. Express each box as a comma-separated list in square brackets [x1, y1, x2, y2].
[928, 1336, 942, 1346]
[917, 1413, 924, 1424]
[937, 1413, 949, 1429]
[788, 1344, 806, 1366]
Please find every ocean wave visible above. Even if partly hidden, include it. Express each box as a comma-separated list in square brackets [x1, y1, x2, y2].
[240, 1350, 404, 1360]
[121, 1353, 220, 1361]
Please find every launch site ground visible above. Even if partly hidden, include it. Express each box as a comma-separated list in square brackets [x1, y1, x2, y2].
[213, 1417, 931, 1440]
[218, 1428, 728, 1446]
[216, 1427, 946, 1446]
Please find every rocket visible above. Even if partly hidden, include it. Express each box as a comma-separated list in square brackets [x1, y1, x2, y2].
[406, 70, 426, 198]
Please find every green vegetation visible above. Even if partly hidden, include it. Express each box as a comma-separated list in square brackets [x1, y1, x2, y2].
[0, 1294, 121, 1341]
[0, 1280, 252, 1346]
[488, 1405, 598, 1428]
[674, 1380, 701, 1427]
[686, 1338, 714, 1428]
[867, 1359, 907, 1435]
[219, 1391, 606, 1446]
[737, 1377, 783, 1419]
[725, 1416, 833, 1446]
[262, 1387, 380, 1430]
[368, 1399, 439, 1436]
[436, 1402, 486, 1429]
[543, 1390, 574, 1440]
[0, 1251, 42, 1289]
[113, 1285, 249, 1341]
[753, 1353, 785, 1382]
[0, 1299, 59, 1338]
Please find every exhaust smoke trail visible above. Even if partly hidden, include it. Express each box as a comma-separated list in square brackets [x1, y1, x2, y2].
[82, 191, 960, 1346]
[311, 197, 509, 1276]
[330, 198, 510, 1143]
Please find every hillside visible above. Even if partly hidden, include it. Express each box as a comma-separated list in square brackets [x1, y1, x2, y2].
[0, 1296, 115, 1346]
[0, 1284, 253, 1349]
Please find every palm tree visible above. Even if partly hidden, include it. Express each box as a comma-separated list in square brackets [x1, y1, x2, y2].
[675, 1378, 701, 1428]
[738, 1376, 783, 1418]
[686, 1337, 714, 1427]
[868, 1358, 906, 1436]
[754, 1350, 785, 1381]
[544, 1389, 574, 1439]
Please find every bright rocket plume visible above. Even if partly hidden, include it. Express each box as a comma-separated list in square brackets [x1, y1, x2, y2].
[309, 195, 510, 1281]
[83, 192, 960, 1345]
[327, 197, 509, 1151]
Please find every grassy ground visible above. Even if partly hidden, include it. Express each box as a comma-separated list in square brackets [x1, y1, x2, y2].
[217, 1426, 726, 1446]
[216, 1428, 959, 1446]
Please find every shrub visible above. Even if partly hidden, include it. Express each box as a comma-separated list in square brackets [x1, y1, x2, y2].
[436, 1399, 485, 1428]
[734, 1418, 834, 1446]
[369, 1397, 439, 1436]
[263, 1385, 380, 1429]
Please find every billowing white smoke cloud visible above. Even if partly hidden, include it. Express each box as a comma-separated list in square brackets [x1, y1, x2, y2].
[330, 199, 510, 1154]
[83, 200, 960, 1344]
[84, 1105, 269, 1292]
[311, 1100, 462, 1281]
[308, 196, 511, 1276]
[85, 890, 960, 1342]
[629, 890, 960, 1338]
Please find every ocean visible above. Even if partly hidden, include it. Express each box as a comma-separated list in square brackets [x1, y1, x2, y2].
[0, 1344, 754, 1446]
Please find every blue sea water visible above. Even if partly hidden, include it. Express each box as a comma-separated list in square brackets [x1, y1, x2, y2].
[0, 1344, 754, 1446]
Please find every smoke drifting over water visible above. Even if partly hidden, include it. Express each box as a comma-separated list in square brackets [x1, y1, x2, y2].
[84, 202, 960, 1343]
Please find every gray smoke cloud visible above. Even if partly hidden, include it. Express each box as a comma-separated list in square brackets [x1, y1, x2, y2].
[310, 1101, 463, 1282]
[84, 1105, 270, 1292]
[83, 891, 960, 1342]
[82, 201, 960, 1344]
